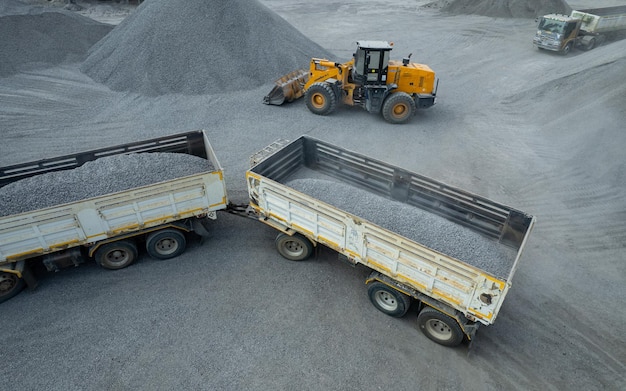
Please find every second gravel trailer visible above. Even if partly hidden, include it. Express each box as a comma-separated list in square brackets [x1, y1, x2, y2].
[247, 136, 535, 346]
[0, 131, 228, 303]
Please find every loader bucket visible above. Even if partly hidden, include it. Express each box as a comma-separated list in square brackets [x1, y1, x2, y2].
[263, 69, 309, 105]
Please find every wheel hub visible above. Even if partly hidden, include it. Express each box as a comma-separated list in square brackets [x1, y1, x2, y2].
[393, 104, 407, 116]
[156, 238, 178, 254]
[285, 241, 303, 256]
[425, 319, 452, 341]
[0, 274, 17, 292]
[374, 290, 398, 311]
[312, 94, 325, 108]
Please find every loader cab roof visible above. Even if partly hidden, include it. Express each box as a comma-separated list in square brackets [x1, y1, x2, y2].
[356, 41, 394, 50]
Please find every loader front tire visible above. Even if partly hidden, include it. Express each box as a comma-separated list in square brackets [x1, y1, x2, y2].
[382, 92, 415, 124]
[305, 83, 337, 116]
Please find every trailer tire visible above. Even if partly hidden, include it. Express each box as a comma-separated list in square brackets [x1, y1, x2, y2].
[146, 229, 187, 260]
[382, 92, 415, 124]
[367, 282, 412, 317]
[305, 83, 337, 116]
[275, 233, 313, 261]
[417, 307, 464, 347]
[95, 240, 138, 270]
[0, 272, 25, 303]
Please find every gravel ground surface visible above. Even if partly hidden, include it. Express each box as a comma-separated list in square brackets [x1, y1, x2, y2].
[1, 0, 625, 390]
[0, 153, 213, 216]
[286, 178, 516, 278]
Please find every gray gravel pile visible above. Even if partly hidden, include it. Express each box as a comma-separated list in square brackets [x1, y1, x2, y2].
[0, 0, 113, 77]
[440, 0, 570, 18]
[286, 178, 517, 279]
[0, 153, 214, 217]
[80, 0, 334, 96]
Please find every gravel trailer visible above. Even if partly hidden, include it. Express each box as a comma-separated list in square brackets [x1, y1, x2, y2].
[0, 130, 228, 303]
[534, 6, 626, 53]
[247, 136, 535, 346]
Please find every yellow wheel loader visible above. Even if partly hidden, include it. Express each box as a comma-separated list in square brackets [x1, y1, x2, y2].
[264, 41, 437, 124]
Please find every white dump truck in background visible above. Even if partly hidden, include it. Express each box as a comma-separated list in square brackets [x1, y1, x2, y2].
[533, 6, 626, 54]
[247, 136, 535, 346]
[0, 130, 228, 303]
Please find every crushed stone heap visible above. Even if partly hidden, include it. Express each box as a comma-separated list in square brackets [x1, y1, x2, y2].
[80, 0, 334, 96]
[0, 0, 113, 77]
[440, 0, 570, 18]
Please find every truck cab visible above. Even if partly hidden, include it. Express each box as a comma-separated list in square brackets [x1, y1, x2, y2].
[533, 14, 582, 54]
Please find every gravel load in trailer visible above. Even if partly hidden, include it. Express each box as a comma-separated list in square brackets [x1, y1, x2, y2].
[286, 178, 517, 279]
[0, 153, 214, 217]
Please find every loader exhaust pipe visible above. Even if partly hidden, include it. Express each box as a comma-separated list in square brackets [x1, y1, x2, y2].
[263, 69, 309, 105]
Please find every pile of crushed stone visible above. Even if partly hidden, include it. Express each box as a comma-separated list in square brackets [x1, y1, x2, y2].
[80, 0, 334, 96]
[438, 0, 570, 18]
[0, 0, 113, 77]
[0, 153, 214, 217]
[286, 178, 517, 279]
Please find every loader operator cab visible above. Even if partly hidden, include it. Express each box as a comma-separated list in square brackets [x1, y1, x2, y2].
[352, 41, 392, 85]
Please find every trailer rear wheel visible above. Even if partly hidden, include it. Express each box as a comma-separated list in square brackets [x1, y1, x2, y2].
[275, 233, 313, 261]
[382, 92, 415, 124]
[417, 307, 464, 347]
[367, 282, 412, 317]
[146, 229, 187, 260]
[0, 272, 25, 303]
[95, 240, 138, 270]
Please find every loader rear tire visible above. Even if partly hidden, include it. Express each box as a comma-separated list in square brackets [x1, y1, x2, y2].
[382, 92, 415, 124]
[0, 271, 25, 303]
[305, 83, 337, 116]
